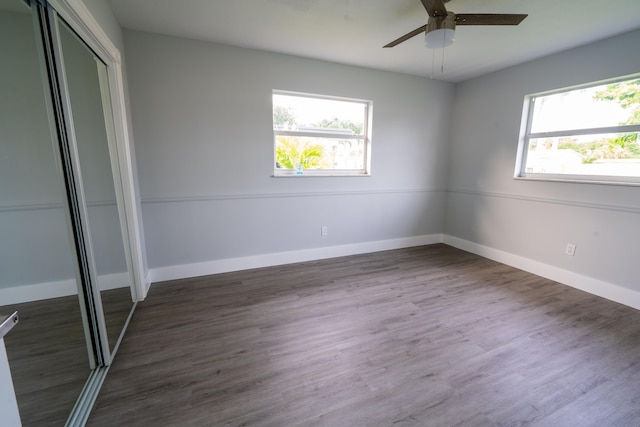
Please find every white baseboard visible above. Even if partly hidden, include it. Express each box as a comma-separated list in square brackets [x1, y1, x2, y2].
[118, 233, 640, 312]
[0, 272, 130, 306]
[97, 272, 130, 292]
[442, 235, 640, 311]
[1, 279, 78, 306]
[150, 234, 443, 283]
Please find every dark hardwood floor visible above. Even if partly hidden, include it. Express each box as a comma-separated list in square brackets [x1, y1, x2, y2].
[3, 295, 89, 427]
[1, 287, 133, 427]
[88, 244, 640, 426]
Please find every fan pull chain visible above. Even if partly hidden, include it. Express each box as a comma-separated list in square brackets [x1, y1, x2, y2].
[440, 29, 446, 73]
[430, 47, 435, 78]
[429, 30, 448, 77]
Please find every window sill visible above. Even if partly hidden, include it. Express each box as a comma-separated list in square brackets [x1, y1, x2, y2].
[272, 173, 371, 178]
[514, 175, 640, 187]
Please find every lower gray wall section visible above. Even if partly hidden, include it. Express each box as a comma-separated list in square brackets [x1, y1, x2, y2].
[142, 190, 446, 273]
[445, 29, 640, 304]
[123, 30, 454, 276]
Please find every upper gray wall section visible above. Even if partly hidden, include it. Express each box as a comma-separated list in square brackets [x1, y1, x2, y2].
[123, 30, 455, 270]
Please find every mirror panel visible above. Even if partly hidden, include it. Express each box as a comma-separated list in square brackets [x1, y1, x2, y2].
[0, 1, 93, 425]
[57, 18, 134, 354]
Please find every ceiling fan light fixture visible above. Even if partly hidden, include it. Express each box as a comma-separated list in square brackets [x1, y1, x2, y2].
[425, 11, 456, 48]
[425, 28, 455, 48]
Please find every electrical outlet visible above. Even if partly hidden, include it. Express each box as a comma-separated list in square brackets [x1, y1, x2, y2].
[321, 225, 328, 236]
[565, 243, 576, 256]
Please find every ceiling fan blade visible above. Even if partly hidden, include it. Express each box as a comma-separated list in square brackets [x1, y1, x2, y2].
[455, 14, 528, 26]
[421, 0, 448, 18]
[383, 25, 427, 48]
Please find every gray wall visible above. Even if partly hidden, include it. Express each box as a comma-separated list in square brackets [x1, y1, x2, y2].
[123, 30, 455, 272]
[0, 11, 77, 290]
[445, 28, 640, 292]
[73, 12, 640, 301]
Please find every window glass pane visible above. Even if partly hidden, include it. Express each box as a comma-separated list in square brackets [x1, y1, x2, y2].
[273, 93, 365, 135]
[525, 132, 640, 177]
[530, 79, 640, 133]
[273, 91, 371, 176]
[275, 136, 364, 171]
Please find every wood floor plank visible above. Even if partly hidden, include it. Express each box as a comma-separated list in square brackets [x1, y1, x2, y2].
[88, 244, 640, 426]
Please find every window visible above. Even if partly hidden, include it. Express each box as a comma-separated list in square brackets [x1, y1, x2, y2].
[272, 90, 372, 176]
[515, 75, 640, 184]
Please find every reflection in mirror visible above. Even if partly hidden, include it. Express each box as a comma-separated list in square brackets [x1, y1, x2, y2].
[0, 0, 93, 425]
[58, 19, 134, 353]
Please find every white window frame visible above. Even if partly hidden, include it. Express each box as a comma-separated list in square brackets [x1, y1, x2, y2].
[272, 90, 372, 177]
[515, 74, 640, 186]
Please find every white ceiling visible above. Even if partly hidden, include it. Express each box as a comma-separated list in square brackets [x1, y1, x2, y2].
[107, 0, 640, 82]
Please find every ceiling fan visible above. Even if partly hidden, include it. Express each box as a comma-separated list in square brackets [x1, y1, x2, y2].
[384, 0, 527, 49]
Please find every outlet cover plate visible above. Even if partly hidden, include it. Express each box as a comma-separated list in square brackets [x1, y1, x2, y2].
[565, 243, 576, 256]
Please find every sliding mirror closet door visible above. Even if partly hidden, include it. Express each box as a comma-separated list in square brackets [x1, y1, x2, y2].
[2, 1, 137, 424]
[54, 16, 134, 355]
[0, 0, 95, 425]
